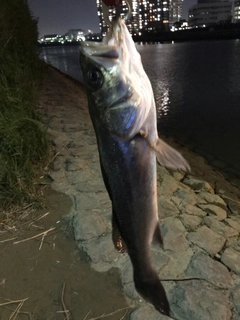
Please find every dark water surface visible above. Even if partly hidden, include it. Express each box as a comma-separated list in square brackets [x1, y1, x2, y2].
[40, 40, 240, 174]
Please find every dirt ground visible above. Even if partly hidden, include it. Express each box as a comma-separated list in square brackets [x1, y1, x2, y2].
[0, 187, 131, 320]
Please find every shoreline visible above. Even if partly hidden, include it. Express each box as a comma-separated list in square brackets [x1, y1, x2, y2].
[40, 65, 240, 319]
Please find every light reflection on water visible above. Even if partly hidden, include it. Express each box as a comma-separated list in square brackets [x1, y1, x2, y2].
[137, 40, 240, 172]
[40, 40, 240, 173]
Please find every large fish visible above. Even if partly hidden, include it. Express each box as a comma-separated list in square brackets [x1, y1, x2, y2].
[79, 17, 190, 316]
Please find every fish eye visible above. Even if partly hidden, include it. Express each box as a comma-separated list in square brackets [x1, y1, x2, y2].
[87, 68, 103, 89]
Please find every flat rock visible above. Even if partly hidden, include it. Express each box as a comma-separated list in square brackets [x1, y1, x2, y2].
[204, 216, 238, 238]
[226, 217, 240, 232]
[232, 285, 240, 313]
[198, 192, 227, 208]
[226, 239, 240, 252]
[49, 169, 66, 181]
[197, 204, 227, 220]
[130, 305, 174, 320]
[156, 247, 193, 279]
[73, 211, 108, 241]
[182, 176, 214, 193]
[158, 169, 187, 197]
[179, 213, 202, 231]
[187, 225, 226, 256]
[158, 197, 180, 218]
[170, 280, 232, 320]
[181, 204, 207, 217]
[221, 197, 240, 215]
[161, 218, 189, 258]
[171, 171, 185, 181]
[186, 252, 233, 288]
[81, 233, 119, 264]
[74, 192, 111, 211]
[221, 247, 240, 275]
[172, 189, 201, 207]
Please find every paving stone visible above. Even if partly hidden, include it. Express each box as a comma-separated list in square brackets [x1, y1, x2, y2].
[221, 197, 240, 215]
[170, 280, 232, 320]
[65, 157, 90, 171]
[158, 197, 180, 218]
[187, 225, 226, 256]
[179, 213, 202, 230]
[161, 218, 189, 258]
[198, 192, 227, 208]
[81, 233, 119, 264]
[63, 123, 83, 132]
[181, 204, 207, 217]
[226, 239, 240, 252]
[172, 189, 202, 207]
[182, 176, 214, 193]
[156, 247, 193, 279]
[158, 172, 187, 197]
[73, 211, 108, 241]
[74, 192, 110, 211]
[221, 247, 240, 275]
[197, 204, 227, 220]
[69, 145, 98, 157]
[204, 216, 238, 238]
[171, 171, 185, 181]
[49, 169, 66, 181]
[232, 285, 240, 314]
[227, 216, 240, 232]
[186, 252, 233, 288]
[52, 158, 64, 171]
[130, 305, 174, 320]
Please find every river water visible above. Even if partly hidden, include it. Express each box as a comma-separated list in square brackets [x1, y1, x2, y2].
[40, 40, 240, 176]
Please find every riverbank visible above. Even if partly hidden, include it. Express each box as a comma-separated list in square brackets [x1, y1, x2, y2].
[40, 66, 240, 319]
[1, 65, 240, 319]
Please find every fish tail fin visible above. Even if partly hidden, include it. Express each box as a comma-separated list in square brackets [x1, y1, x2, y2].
[154, 138, 190, 171]
[152, 223, 163, 248]
[134, 268, 170, 316]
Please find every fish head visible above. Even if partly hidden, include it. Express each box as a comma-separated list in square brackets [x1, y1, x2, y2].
[79, 41, 140, 138]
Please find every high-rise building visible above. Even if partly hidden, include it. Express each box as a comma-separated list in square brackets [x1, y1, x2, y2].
[233, 0, 240, 22]
[96, 0, 139, 36]
[96, 0, 171, 36]
[169, 0, 184, 25]
[188, 0, 233, 27]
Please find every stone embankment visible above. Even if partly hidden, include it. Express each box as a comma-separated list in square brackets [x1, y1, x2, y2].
[40, 66, 240, 320]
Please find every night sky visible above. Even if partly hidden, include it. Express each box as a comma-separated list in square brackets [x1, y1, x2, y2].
[28, 0, 197, 37]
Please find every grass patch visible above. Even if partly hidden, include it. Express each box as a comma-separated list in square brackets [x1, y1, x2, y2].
[0, 0, 49, 209]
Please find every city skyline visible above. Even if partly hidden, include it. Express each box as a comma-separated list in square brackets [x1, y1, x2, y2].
[28, 0, 197, 37]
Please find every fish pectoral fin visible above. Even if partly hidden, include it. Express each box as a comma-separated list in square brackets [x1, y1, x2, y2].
[142, 134, 190, 171]
[152, 223, 163, 248]
[154, 138, 190, 171]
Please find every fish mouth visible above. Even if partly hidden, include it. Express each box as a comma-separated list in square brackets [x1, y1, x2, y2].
[110, 93, 134, 109]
